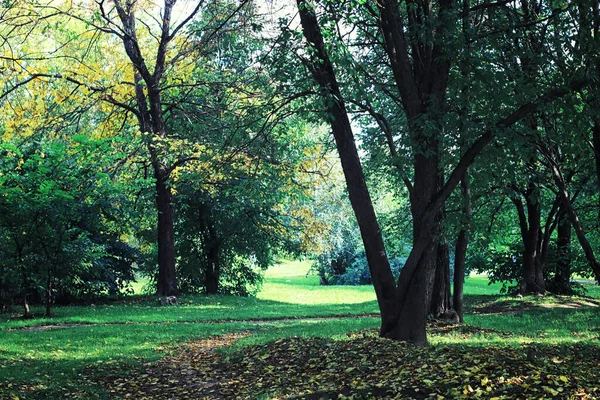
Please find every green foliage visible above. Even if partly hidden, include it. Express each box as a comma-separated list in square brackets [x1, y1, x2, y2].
[0, 137, 137, 311]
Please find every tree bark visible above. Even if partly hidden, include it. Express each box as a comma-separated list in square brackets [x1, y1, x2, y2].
[199, 201, 221, 295]
[296, 0, 398, 333]
[523, 188, 545, 294]
[548, 161, 600, 283]
[430, 239, 452, 317]
[552, 206, 573, 294]
[113, 1, 179, 296]
[155, 166, 178, 296]
[510, 184, 545, 294]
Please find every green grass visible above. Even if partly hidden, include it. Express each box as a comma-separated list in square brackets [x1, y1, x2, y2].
[1, 261, 379, 331]
[1, 259, 599, 399]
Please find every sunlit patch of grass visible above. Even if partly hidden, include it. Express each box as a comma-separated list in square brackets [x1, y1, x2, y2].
[462, 274, 505, 295]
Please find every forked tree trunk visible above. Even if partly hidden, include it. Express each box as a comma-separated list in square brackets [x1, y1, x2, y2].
[511, 185, 546, 295]
[388, 242, 437, 345]
[376, 0, 453, 344]
[385, 144, 442, 344]
[114, 2, 180, 297]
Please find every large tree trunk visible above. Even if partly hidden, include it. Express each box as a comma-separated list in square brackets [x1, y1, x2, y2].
[389, 242, 437, 346]
[385, 144, 442, 344]
[296, 0, 398, 333]
[511, 184, 545, 295]
[375, 0, 452, 345]
[297, 0, 588, 346]
[115, 2, 180, 297]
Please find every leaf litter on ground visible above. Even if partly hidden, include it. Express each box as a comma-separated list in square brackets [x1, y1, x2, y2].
[99, 323, 600, 400]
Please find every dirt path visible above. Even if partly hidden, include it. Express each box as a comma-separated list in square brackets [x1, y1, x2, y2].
[100, 332, 250, 399]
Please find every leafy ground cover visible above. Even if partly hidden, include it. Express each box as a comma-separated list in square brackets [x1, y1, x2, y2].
[104, 330, 600, 399]
[1, 260, 599, 399]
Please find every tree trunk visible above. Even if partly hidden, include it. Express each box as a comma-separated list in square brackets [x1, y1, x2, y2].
[23, 294, 32, 318]
[45, 272, 52, 317]
[296, 0, 398, 334]
[205, 267, 219, 295]
[201, 208, 221, 295]
[453, 173, 470, 323]
[552, 207, 573, 294]
[549, 162, 600, 283]
[388, 242, 437, 346]
[512, 184, 545, 294]
[385, 144, 442, 345]
[431, 173, 453, 318]
[114, 2, 180, 297]
[430, 239, 452, 317]
[155, 166, 178, 296]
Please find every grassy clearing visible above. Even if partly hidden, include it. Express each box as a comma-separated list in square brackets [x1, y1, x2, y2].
[1, 260, 599, 399]
[1, 261, 378, 331]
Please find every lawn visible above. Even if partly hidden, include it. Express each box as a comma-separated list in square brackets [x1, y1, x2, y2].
[1, 260, 599, 399]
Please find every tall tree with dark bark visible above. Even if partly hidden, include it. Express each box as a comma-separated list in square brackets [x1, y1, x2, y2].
[73, 0, 252, 296]
[295, 0, 590, 345]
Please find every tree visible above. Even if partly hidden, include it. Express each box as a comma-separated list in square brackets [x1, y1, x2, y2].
[293, 0, 590, 344]
[0, 0, 260, 296]
[0, 136, 136, 316]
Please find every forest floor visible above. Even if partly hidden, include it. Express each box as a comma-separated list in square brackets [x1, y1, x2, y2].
[1, 261, 599, 399]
